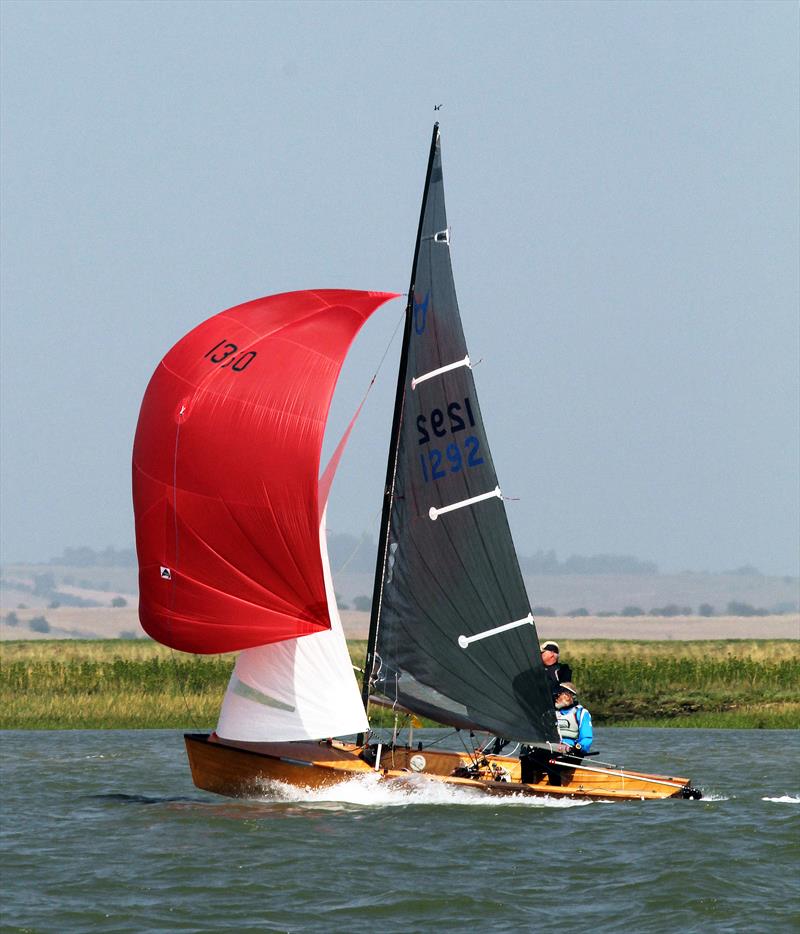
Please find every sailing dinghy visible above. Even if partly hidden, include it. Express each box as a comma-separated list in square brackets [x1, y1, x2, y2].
[133, 125, 700, 801]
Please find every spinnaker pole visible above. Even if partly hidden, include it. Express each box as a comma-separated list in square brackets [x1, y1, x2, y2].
[358, 123, 440, 738]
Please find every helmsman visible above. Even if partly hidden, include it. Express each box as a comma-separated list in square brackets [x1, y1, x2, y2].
[540, 641, 573, 700]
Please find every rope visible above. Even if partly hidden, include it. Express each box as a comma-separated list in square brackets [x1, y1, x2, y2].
[330, 304, 406, 578]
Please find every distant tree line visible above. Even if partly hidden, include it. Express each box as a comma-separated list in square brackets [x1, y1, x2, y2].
[0, 573, 101, 607]
[3, 612, 51, 633]
[338, 599, 796, 617]
[530, 601, 796, 618]
[47, 546, 137, 567]
[8, 541, 787, 581]
[520, 550, 659, 575]
[325, 538, 662, 576]
[0, 571, 129, 609]
[36, 541, 661, 576]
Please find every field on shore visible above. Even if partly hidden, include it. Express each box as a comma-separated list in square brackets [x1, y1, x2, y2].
[2, 638, 797, 731]
[2, 605, 798, 641]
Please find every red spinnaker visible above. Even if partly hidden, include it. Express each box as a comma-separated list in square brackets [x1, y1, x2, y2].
[132, 289, 398, 654]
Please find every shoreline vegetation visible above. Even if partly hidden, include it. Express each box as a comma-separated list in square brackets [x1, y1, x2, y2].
[1, 639, 797, 731]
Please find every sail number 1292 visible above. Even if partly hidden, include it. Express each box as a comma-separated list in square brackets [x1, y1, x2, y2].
[417, 397, 476, 444]
[417, 397, 484, 482]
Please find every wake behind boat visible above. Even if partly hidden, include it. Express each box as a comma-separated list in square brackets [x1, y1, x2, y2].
[132, 125, 700, 803]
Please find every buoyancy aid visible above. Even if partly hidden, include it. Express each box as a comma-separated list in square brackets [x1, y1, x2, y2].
[556, 705, 583, 740]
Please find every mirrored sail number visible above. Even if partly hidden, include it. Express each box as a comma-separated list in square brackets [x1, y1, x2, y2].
[419, 436, 484, 483]
[417, 397, 476, 444]
[204, 339, 257, 372]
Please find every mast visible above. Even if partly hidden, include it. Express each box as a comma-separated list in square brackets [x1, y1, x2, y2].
[359, 123, 440, 727]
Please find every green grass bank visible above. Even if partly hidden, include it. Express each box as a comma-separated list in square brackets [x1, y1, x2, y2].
[1, 639, 797, 730]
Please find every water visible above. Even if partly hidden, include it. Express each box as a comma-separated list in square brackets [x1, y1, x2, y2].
[2, 728, 798, 933]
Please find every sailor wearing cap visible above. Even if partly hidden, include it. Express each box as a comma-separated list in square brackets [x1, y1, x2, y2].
[554, 682, 593, 756]
[539, 641, 574, 700]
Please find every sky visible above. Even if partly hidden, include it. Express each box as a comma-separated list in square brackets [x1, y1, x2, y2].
[1, 0, 798, 575]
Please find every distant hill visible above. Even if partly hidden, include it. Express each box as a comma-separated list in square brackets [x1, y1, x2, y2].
[22, 540, 794, 581]
[327, 536, 664, 577]
[45, 546, 137, 568]
[332, 568, 799, 617]
[1, 540, 797, 618]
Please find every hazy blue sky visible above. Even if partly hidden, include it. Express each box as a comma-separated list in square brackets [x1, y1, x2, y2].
[1, 0, 798, 575]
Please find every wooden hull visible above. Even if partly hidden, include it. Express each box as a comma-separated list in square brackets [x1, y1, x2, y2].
[185, 734, 701, 801]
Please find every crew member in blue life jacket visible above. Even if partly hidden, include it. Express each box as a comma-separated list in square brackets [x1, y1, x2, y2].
[554, 682, 593, 756]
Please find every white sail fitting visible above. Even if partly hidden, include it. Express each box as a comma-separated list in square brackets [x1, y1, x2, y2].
[411, 355, 471, 390]
[457, 613, 535, 649]
[429, 486, 502, 521]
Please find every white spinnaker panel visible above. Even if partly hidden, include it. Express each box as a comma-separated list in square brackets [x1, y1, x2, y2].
[215, 512, 368, 742]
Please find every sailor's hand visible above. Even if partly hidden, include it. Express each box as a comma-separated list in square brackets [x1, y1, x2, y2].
[555, 743, 572, 755]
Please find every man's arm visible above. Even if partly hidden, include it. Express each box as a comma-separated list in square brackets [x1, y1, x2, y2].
[575, 708, 593, 752]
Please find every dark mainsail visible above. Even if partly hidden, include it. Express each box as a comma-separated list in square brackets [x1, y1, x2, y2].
[365, 125, 559, 744]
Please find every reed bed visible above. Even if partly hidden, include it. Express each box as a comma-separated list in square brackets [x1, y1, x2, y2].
[8, 692, 223, 730]
[1, 639, 798, 730]
[1, 643, 234, 729]
[616, 704, 799, 730]
[575, 657, 798, 723]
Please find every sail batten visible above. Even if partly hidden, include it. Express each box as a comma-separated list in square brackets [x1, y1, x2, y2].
[428, 487, 502, 520]
[411, 355, 471, 389]
[366, 128, 559, 744]
[457, 614, 535, 649]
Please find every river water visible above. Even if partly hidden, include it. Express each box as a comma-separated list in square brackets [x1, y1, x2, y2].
[2, 728, 798, 933]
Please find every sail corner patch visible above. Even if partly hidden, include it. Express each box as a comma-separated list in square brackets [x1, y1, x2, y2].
[160, 566, 172, 580]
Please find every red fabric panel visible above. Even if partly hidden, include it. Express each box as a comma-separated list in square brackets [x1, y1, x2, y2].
[132, 289, 398, 654]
